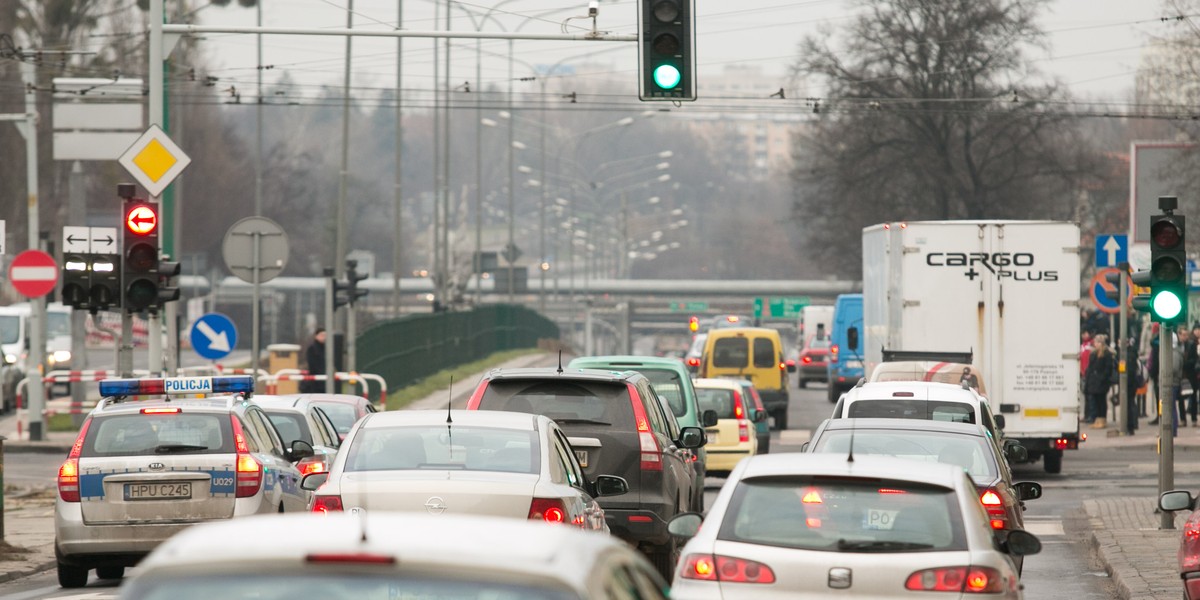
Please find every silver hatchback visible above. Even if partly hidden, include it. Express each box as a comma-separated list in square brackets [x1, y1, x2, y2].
[54, 376, 312, 588]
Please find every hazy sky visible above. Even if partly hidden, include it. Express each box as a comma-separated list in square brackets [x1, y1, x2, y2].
[178, 0, 1173, 107]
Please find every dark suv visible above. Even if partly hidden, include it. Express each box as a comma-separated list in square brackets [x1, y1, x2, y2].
[467, 368, 705, 578]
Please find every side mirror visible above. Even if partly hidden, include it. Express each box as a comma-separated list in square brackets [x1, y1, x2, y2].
[288, 440, 316, 462]
[1001, 529, 1042, 557]
[701, 410, 719, 428]
[846, 327, 859, 352]
[752, 410, 768, 423]
[300, 472, 328, 491]
[1013, 481, 1042, 501]
[1160, 490, 1196, 512]
[1004, 441, 1028, 464]
[994, 415, 1006, 430]
[593, 475, 629, 497]
[667, 512, 703, 540]
[678, 426, 706, 449]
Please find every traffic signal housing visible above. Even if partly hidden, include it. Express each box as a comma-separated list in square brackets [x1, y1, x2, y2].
[123, 200, 160, 312]
[90, 255, 120, 311]
[638, 0, 696, 101]
[61, 254, 90, 309]
[1149, 213, 1187, 324]
[157, 259, 181, 308]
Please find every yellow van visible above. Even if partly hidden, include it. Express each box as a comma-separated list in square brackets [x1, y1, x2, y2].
[701, 327, 795, 429]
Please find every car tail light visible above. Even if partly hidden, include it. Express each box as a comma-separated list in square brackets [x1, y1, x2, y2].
[58, 418, 92, 502]
[733, 391, 745, 418]
[980, 489, 1006, 529]
[738, 421, 750, 443]
[297, 457, 328, 476]
[311, 495, 344, 513]
[830, 344, 839, 363]
[528, 498, 568, 523]
[306, 552, 395, 565]
[628, 384, 662, 471]
[802, 489, 823, 504]
[141, 407, 181, 414]
[905, 566, 1003, 593]
[687, 357, 700, 367]
[786, 359, 796, 367]
[802, 355, 813, 364]
[1184, 521, 1200, 570]
[681, 554, 775, 583]
[230, 416, 263, 498]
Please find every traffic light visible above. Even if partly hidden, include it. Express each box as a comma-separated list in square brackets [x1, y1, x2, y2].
[1149, 208, 1187, 324]
[89, 254, 120, 310]
[61, 254, 90, 309]
[156, 259, 181, 308]
[638, 0, 696, 101]
[1131, 270, 1153, 314]
[123, 199, 160, 312]
[346, 260, 369, 306]
[688, 316, 699, 332]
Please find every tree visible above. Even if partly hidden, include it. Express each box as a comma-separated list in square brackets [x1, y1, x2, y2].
[791, 0, 1094, 276]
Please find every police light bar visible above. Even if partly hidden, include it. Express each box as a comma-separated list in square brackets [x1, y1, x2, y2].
[99, 376, 255, 398]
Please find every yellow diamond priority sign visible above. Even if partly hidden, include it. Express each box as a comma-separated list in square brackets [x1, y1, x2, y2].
[118, 125, 191, 197]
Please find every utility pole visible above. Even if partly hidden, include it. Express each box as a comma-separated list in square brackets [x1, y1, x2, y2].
[19, 60, 46, 441]
[323, 268, 335, 394]
[1117, 262, 1129, 434]
[391, 0, 404, 317]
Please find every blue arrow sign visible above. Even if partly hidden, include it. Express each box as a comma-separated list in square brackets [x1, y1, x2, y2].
[190, 313, 237, 361]
[1095, 234, 1128, 268]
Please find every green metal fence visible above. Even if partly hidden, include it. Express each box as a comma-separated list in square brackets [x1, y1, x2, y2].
[356, 305, 559, 392]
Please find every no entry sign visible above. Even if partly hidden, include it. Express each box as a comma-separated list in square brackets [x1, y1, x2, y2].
[9, 250, 59, 298]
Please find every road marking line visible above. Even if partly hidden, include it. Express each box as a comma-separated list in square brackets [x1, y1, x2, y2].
[1024, 521, 1065, 536]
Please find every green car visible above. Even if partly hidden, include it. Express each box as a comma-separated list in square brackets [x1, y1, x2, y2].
[568, 356, 717, 509]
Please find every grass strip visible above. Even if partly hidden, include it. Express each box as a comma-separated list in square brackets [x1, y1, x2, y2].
[385, 348, 542, 410]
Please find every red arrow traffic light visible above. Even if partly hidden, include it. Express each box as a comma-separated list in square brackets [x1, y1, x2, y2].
[125, 205, 158, 236]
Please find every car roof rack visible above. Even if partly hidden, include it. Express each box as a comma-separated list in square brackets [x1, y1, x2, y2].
[881, 349, 973, 364]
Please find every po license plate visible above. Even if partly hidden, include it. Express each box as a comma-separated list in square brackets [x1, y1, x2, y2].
[124, 482, 192, 501]
[864, 508, 899, 530]
[574, 450, 588, 468]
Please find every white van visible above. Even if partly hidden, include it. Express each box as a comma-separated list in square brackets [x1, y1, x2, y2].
[0, 303, 74, 412]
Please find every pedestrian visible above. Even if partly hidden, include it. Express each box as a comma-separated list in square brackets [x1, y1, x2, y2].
[1186, 324, 1200, 427]
[1148, 326, 1161, 424]
[1083, 334, 1116, 428]
[1079, 331, 1093, 378]
[301, 328, 327, 394]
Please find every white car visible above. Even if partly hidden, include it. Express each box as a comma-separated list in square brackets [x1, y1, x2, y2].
[831, 380, 1007, 444]
[302, 410, 628, 531]
[118, 512, 668, 600]
[667, 453, 1040, 599]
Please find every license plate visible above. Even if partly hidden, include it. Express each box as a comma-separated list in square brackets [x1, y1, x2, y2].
[124, 482, 192, 501]
[574, 450, 588, 468]
[845, 360, 863, 369]
[863, 508, 899, 530]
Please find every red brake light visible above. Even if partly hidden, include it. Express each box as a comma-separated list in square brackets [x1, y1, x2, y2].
[980, 490, 1002, 506]
[802, 490, 823, 504]
[58, 418, 91, 502]
[687, 357, 700, 367]
[726, 316, 739, 323]
[312, 495, 344, 513]
[830, 345, 839, 363]
[230, 416, 263, 498]
[905, 566, 1003, 593]
[980, 489, 1006, 529]
[892, 391, 915, 397]
[802, 355, 813, 364]
[528, 498, 571, 524]
[141, 407, 181, 414]
[297, 457, 328, 476]
[628, 383, 662, 471]
[306, 552, 395, 565]
[733, 390, 744, 418]
[681, 554, 775, 583]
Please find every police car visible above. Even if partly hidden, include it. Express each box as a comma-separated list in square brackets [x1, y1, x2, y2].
[54, 376, 312, 589]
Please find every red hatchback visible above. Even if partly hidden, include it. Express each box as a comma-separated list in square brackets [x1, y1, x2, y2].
[1159, 490, 1200, 598]
[797, 336, 830, 388]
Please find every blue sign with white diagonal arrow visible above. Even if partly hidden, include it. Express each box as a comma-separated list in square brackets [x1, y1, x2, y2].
[190, 313, 237, 361]
[1095, 234, 1128, 268]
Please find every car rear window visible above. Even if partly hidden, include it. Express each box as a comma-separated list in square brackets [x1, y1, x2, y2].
[310, 402, 359, 434]
[718, 476, 966, 553]
[811, 430, 998, 484]
[695, 388, 740, 419]
[344, 425, 540, 474]
[752, 338, 776, 368]
[639, 369, 687, 417]
[478, 380, 635, 429]
[84, 413, 234, 457]
[807, 338, 831, 349]
[712, 337, 749, 368]
[846, 400, 976, 424]
[123, 574, 576, 600]
[264, 411, 312, 446]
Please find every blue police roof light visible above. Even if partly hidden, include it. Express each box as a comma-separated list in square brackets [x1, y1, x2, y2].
[99, 376, 255, 398]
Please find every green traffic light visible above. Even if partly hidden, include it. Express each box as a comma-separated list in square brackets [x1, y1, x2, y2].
[653, 64, 681, 89]
[1152, 290, 1183, 320]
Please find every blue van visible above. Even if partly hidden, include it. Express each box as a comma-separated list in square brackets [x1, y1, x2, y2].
[826, 293, 864, 403]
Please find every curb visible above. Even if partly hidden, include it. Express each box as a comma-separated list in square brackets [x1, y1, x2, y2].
[0, 559, 55, 584]
[1087, 528, 1136, 599]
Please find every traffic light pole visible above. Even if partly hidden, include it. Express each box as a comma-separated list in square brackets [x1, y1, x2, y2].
[1160, 324, 1176, 530]
[1117, 265, 1128, 434]
[148, 312, 162, 375]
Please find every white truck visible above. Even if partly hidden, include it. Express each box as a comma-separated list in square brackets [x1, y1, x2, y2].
[862, 221, 1081, 474]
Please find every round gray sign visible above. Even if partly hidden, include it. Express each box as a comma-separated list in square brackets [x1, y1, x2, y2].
[221, 216, 289, 283]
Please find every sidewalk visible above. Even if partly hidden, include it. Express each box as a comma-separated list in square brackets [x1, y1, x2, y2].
[1085, 497, 1189, 600]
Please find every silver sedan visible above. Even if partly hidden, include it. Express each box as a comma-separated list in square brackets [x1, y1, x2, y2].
[667, 453, 1041, 599]
[301, 410, 628, 531]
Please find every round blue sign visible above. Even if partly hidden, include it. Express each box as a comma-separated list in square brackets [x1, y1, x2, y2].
[190, 313, 238, 360]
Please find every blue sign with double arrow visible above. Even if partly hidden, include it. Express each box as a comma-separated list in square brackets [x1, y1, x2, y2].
[1095, 234, 1128, 268]
[190, 313, 237, 361]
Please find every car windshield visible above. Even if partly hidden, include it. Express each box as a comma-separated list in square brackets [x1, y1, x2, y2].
[712, 338, 749, 368]
[84, 414, 233, 456]
[310, 402, 359, 434]
[0, 315, 19, 344]
[123, 574, 576, 600]
[46, 312, 70, 338]
[811, 429, 998, 485]
[695, 388, 740, 419]
[846, 400, 976, 425]
[344, 425, 540, 474]
[640, 369, 687, 418]
[718, 476, 966, 553]
[478, 380, 635, 429]
[265, 411, 312, 446]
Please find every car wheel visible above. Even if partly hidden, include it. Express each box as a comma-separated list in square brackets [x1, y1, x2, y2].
[96, 566, 124, 580]
[1043, 450, 1063, 474]
[827, 384, 839, 404]
[773, 409, 788, 431]
[57, 561, 88, 588]
[647, 539, 679, 582]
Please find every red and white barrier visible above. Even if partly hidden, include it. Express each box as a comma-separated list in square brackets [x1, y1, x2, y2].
[259, 370, 388, 410]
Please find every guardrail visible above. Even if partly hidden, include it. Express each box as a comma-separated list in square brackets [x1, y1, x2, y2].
[258, 370, 388, 409]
